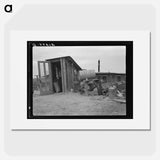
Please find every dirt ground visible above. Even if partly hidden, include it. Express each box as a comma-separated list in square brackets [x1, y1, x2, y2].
[33, 92, 126, 116]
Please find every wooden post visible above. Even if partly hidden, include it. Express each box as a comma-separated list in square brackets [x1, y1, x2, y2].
[38, 61, 41, 78]
[71, 63, 74, 89]
[63, 59, 67, 92]
[48, 61, 53, 92]
[60, 59, 64, 92]
[60, 58, 67, 92]
[43, 62, 46, 76]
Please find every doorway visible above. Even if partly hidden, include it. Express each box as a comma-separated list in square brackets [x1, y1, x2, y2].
[51, 61, 62, 93]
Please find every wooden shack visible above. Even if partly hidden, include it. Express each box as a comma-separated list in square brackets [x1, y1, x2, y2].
[96, 72, 126, 83]
[37, 56, 82, 95]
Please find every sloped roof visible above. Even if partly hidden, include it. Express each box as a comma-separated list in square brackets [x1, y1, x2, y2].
[46, 56, 82, 70]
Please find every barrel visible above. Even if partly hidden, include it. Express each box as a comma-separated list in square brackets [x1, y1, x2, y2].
[79, 70, 96, 80]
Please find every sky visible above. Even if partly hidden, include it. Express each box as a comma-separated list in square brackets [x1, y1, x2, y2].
[33, 46, 126, 76]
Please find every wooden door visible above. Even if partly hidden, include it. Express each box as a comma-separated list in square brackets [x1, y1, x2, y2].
[37, 61, 53, 95]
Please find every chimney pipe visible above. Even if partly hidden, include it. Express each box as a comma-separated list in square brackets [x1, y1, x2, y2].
[98, 60, 100, 72]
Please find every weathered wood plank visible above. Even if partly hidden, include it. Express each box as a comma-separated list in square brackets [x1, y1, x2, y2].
[63, 58, 67, 92]
[48, 62, 54, 92]
[67, 61, 72, 91]
[38, 61, 41, 78]
[60, 58, 67, 92]
[60, 58, 64, 92]
[43, 62, 46, 76]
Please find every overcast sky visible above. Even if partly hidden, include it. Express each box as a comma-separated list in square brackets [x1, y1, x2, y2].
[33, 46, 126, 76]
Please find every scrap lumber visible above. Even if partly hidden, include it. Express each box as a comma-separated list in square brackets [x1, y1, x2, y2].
[112, 98, 126, 103]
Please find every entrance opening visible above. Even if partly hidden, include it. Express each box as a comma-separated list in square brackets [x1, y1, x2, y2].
[51, 61, 62, 93]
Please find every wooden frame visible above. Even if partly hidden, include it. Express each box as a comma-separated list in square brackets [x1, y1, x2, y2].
[37, 61, 53, 95]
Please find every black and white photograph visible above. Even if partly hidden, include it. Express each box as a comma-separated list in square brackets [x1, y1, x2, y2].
[27, 41, 133, 119]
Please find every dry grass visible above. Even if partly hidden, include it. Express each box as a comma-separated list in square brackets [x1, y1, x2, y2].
[33, 92, 126, 116]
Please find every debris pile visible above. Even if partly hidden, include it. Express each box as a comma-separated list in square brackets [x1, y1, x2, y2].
[78, 78, 126, 102]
